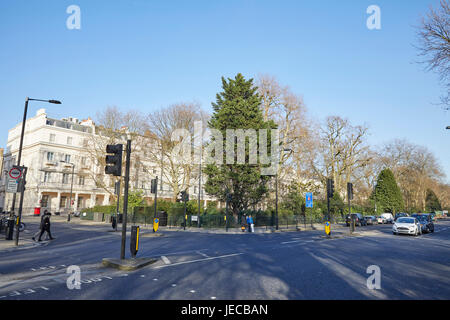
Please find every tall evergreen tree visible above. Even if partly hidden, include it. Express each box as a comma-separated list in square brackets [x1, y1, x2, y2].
[371, 169, 404, 214]
[204, 74, 275, 216]
[425, 189, 442, 212]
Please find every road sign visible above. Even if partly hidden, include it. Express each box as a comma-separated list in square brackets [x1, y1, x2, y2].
[153, 218, 159, 232]
[6, 177, 18, 193]
[9, 167, 22, 180]
[325, 221, 331, 236]
[305, 193, 313, 208]
[191, 215, 198, 222]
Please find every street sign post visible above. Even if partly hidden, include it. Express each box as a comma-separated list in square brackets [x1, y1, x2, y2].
[153, 218, 159, 233]
[306, 193, 313, 208]
[325, 221, 331, 237]
[6, 166, 24, 193]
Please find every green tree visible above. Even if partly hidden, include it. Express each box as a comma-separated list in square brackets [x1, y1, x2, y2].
[371, 169, 404, 214]
[204, 74, 275, 216]
[425, 189, 442, 212]
[127, 190, 145, 212]
[281, 182, 305, 216]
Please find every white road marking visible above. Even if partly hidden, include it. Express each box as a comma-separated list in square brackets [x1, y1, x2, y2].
[153, 253, 244, 269]
[281, 240, 306, 245]
[161, 256, 171, 265]
[196, 251, 210, 258]
[190, 290, 196, 293]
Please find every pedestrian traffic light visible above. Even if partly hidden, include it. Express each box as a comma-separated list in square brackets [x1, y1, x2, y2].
[105, 144, 123, 176]
[347, 182, 353, 201]
[327, 178, 334, 198]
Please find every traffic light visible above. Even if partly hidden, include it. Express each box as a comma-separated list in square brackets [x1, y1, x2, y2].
[17, 177, 26, 192]
[327, 178, 334, 198]
[151, 179, 158, 194]
[105, 144, 123, 176]
[347, 182, 354, 201]
[180, 190, 189, 202]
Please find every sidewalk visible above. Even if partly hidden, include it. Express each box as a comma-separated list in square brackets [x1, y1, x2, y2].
[0, 238, 39, 252]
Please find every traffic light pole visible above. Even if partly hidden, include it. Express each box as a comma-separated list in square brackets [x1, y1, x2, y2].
[115, 180, 120, 231]
[183, 192, 187, 231]
[120, 140, 131, 260]
[153, 176, 158, 232]
[15, 167, 27, 246]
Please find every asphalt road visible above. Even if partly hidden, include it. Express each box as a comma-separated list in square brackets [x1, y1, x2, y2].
[1, 217, 449, 300]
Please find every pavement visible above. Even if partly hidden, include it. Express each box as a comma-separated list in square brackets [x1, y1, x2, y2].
[0, 216, 449, 300]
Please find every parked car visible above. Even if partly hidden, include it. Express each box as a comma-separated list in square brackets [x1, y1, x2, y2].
[411, 214, 434, 233]
[345, 213, 367, 227]
[393, 217, 422, 236]
[364, 216, 377, 225]
[381, 213, 394, 224]
[394, 213, 409, 221]
[377, 216, 386, 224]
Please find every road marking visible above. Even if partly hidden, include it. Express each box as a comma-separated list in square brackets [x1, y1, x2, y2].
[153, 253, 244, 269]
[281, 240, 306, 244]
[196, 251, 210, 258]
[161, 256, 171, 265]
[190, 290, 196, 293]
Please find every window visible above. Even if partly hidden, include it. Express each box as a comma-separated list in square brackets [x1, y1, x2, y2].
[60, 196, 67, 208]
[47, 152, 54, 161]
[62, 173, 70, 184]
[65, 154, 71, 163]
[194, 186, 198, 194]
[78, 176, 85, 186]
[81, 157, 87, 166]
[67, 137, 73, 145]
[49, 134, 56, 143]
[41, 195, 49, 207]
[43, 172, 51, 182]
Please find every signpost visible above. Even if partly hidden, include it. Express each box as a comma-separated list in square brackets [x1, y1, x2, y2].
[305, 193, 313, 208]
[325, 221, 331, 237]
[6, 166, 23, 194]
[153, 218, 159, 233]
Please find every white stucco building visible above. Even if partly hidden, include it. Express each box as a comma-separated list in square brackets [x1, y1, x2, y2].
[0, 108, 212, 214]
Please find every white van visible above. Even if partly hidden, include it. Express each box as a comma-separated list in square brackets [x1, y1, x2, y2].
[381, 213, 394, 224]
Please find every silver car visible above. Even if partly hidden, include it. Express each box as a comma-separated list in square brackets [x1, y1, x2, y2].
[393, 217, 422, 236]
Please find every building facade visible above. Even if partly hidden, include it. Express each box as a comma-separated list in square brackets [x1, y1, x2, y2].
[0, 108, 213, 214]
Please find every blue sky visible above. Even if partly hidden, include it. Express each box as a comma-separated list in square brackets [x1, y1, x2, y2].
[1, 0, 449, 182]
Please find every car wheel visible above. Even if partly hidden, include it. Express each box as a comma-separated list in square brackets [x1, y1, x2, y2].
[393, 232, 397, 235]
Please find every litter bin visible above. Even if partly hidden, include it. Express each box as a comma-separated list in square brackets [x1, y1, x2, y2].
[34, 207, 41, 216]
[5, 218, 15, 240]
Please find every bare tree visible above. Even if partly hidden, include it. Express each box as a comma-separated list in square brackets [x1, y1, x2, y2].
[310, 116, 371, 198]
[145, 102, 208, 201]
[416, 0, 450, 107]
[380, 139, 445, 211]
[83, 106, 148, 201]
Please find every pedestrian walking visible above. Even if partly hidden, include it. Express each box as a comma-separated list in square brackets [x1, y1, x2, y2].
[246, 215, 255, 233]
[33, 210, 54, 241]
[249, 215, 254, 233]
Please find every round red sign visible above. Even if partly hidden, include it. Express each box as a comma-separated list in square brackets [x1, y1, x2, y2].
[9, 168, 22, 180]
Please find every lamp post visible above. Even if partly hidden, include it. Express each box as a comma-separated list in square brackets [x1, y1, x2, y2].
[10, 98, 61, 217]
[275, 148, 292, 231]
[446, 126, 450, 130]
[60, 161, 75, 222]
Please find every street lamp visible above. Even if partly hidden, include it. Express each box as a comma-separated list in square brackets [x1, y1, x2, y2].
[275, 148, 292, 231]
[446, 126, 450, 130]
[10, 98, 62, 216]
[60, 161, 75, 222]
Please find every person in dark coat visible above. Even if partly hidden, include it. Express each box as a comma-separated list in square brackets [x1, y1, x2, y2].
[33, 210, 54, 241]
